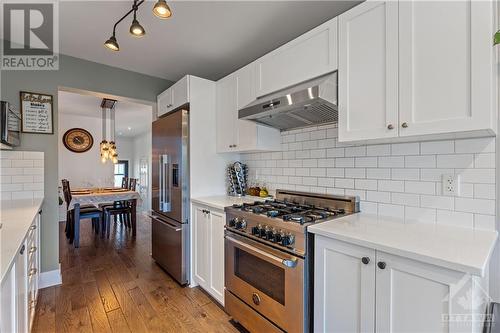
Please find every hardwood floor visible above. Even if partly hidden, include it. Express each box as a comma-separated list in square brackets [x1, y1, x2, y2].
[32, 214, 239, 333]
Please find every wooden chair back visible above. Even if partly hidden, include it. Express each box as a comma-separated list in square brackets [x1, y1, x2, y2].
[121, 177, 129, 189]
[129, 178, 137, 191]
[61, 179, 72, 208]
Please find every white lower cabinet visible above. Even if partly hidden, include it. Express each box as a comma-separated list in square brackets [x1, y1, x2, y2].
[315, 236, 487, 333]
[0, 211, 40, 333]
[192, 203, 225, 305]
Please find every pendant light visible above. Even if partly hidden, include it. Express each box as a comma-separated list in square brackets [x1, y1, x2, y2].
[153, 0, 172, 19]
[104, 0, 172, 51]
[100, 99, 119, 164]
[129, 1, 145, 37]
[104, 35, 119, 51]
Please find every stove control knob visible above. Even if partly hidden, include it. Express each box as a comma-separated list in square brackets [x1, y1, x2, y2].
[266, 228, 276, 241]
[282, 233, 295, 247]
[228, 218, 238, 228]
[259, 225, 268, 238]
[251, 224, 261, 236]
[235, 218, 247, 230]
[274, 230, 284, 243]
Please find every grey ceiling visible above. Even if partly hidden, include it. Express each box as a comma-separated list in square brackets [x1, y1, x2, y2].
[59, 1, 361, 81]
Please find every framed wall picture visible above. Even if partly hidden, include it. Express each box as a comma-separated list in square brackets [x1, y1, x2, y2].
[20, 91, 54, 134]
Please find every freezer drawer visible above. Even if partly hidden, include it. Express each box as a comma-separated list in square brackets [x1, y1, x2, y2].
[151, 214, 188, 285]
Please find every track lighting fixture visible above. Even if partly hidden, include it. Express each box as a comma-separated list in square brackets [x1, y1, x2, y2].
[104, 0, 171, 51]
[153, 0, 172, 19]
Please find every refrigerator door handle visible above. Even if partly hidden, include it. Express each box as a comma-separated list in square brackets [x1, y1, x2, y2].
[159, 155, 163, 210]
[161, 154, 171, 212]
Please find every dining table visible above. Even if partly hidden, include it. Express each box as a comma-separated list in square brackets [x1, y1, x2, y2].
[69, 188, 141, 246]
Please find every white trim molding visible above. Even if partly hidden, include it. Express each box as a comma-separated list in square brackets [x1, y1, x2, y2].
[39, 268, 62, 289]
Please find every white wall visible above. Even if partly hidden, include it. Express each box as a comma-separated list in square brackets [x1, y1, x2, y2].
[115, 137, 134, 178]
[58, 113, 114, 188]
[242, 124, 496, 231]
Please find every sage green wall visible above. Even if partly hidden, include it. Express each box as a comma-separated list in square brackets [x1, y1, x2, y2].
[1, 52, 172, 273]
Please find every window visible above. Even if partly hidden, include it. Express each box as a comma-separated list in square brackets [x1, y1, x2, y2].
[114, 160, 129, 187]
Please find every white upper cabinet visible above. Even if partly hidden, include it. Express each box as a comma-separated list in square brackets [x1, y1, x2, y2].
[338, 0, 496, 143]
[398, 0, 496, 137]
[338, 1, 399, 141]
[216, 64, 281, 153]
[255, 17, 338, 97]
[157, 75, 190, 117]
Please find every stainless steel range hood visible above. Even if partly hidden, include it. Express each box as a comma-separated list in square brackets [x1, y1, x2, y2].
[239, 72, 337, 131]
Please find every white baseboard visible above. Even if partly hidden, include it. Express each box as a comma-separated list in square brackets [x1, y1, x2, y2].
[39, 267, 62, 289]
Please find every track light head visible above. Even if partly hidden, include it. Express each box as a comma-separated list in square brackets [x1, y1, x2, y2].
[104, 35, 119, 51]
[130, 18, 145, 37]
[153, 0, 172, 19]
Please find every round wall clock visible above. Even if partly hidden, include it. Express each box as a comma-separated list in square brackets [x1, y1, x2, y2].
[63, 128, 93, 153]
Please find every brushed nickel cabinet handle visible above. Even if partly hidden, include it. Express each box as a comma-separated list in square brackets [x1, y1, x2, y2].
[29, 268, 37, 276]
[30, 225, 37, 230]
[387, 124, 394, 130]
[401, 122, 408, 128]
[29, 246, 37, 254]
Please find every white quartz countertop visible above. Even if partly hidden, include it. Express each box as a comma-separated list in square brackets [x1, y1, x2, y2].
[308, 213, 498, 277]
[191, 195, 267, 211]
[1, 198, 43, 282]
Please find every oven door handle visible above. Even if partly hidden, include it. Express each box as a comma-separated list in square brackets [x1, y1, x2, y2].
[225, 235, 298, 268]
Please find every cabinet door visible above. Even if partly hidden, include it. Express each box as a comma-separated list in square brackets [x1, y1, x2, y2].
[171, 76, 189, 110]
[1, 266, 17, 333]
[216, 74, 237, 153]
[236, 64, 260, 151]
[338, 1, 399, 142]
[157, 88, 172, 117]
[16, 242, 28, 333]
[399, 0, 495, 137]
[193, 205, 209, 288]
[314, 236, 375, 333]
[255, 18, 338, 97]
[376, 251, 469, 333]
[208, 210, 225, 305]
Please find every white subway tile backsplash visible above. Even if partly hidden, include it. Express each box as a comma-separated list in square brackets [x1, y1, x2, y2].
[437, 154, 474, 168]
[355, 179, 377, 191]
[474, 153, 495, 168]
[392, 143, 419, 156]
[335, 158, 354, 168]
[378, 204, 405, 219]
[405, 181, 436, 195]
[379, 156, 404, 168]
[405, 155, 436, 168]
[420, 141, 454, 155]
[0, 151, 44, 201]
[355, 157, 378, 168]
[243, 134, 495, 230]
[345, 146, 366, 157]
[392, 168, 419, 181]
[436, 210, 473, 228]
[366, 144, 391, 156]
[391, 193, 420, 207]
[420, 195, 454, 210]
[366, 168, 391, 180]
[454, 198, 495, 215]
[455, 138, 495, 153]
[378, 180, 405, 192]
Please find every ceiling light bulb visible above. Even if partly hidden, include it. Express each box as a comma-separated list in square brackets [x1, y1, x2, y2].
[104, 35, 119, 51]
[101, 156, 107, 164]
[153, 0, 172, 19]
[130, 19, 145, 37]
[112, 157, 118, 164]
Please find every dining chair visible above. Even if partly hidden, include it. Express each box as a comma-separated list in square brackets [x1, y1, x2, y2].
[102, 178, 138, 238]
[62, 179, 102, 247]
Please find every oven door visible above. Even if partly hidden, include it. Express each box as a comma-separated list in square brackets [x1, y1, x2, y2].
[225, 232, 304, 333]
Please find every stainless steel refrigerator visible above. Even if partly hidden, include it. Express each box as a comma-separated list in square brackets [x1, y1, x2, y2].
[151, 109, 189, 285]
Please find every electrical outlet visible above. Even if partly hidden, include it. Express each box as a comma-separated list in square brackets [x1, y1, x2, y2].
[442, 174, 460, 196]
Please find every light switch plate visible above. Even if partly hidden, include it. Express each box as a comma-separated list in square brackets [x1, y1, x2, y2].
[442, 174, 460, 196]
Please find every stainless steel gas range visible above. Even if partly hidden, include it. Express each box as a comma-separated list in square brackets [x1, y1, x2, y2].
[224, 190, 359, 333]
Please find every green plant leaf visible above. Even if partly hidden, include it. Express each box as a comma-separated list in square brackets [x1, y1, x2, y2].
[494, 30, 500, 45]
